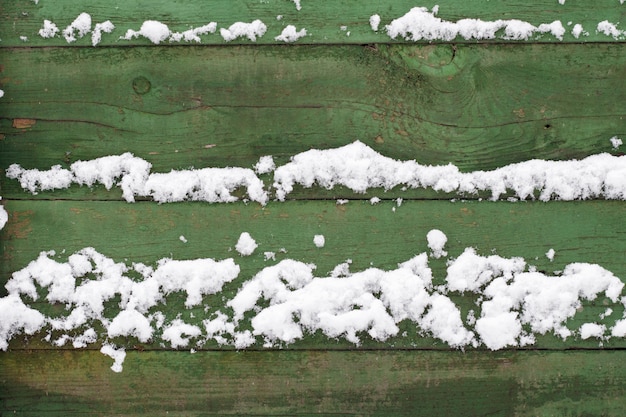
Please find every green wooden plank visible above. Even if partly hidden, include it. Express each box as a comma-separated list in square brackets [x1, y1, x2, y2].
[2, 349, 626, 416]
[2, 0, 626, 46]
[1, 44, 625, 200]
[1, 199, 625, 350]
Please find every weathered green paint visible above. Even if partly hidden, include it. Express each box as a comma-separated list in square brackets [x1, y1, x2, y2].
[1, 43, 625, 201]
[2, 0, 626, 46]
[1, 1, 626, 414]
[1, 199, 624, 350]
[2, 349, 626, 416]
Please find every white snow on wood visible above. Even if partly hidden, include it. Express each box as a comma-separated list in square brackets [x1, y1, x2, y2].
[0, 239, 624, 371]
[6, 153, 268, 205]
[169, 23, 218, 43]
[571, 23, 588, 38]
[7, 142, 626, 203]
[546, 248, 556, 261]
[100, 344, 126, 373]
[273, 141, 626, 201]
[38, 20, 59, 38]
[235, 232, 258, 256]
[92, 21, 115, 46]
[426, 229, 447, 259]
[385, 6, 567, 41]
[275, 25, 307, 42]
[220, 20, 267, 42]
[597, 20, 625, 39]
[0, 197, 7, 231]
[313, 234, 325, 248]
[370, 15, 381, 31]
[62, 12, 92, 43]
[611, 136, 623, 149]
[292, 0, 302, 11]
[123, 20, 171, 44]
[254, 155, 276, 174]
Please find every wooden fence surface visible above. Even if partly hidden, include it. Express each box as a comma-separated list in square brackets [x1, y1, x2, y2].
[1, 0, 626, 415]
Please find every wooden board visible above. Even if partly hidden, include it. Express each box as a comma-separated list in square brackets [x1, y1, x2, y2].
[2, 0, 626, 415]
[2, 350, 626, 416]
[2, 0, 626, 46]
[1, 43, 625, 202]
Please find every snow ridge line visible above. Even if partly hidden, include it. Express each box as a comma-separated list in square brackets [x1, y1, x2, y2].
[6, 140, 626, 204]
[1, 236, 625, 372]
[29, 7, 626, 46]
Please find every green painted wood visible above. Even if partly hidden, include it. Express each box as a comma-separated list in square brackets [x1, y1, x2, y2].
[1, 43, 625, 201]
[2, 349, 626, 416]
[2, 0, 626, 46]
[2, 199, 624, 350]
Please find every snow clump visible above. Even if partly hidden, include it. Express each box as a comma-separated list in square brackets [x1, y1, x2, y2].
[313, 235, 325, 248]
[426, 229, 447, 259]
[220, 20, 267, 42]
[275, 25, 307, 42]
[385, 6, 567, 41]
[39, 20, 60, 38]
[235, 232, 258, 256]
[62, 12, 92, 43]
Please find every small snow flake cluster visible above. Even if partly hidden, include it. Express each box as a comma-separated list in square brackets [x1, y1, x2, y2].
[1, 230, 625, 372]
[6, 141, 626, 204]
[38, 13, 114, 46]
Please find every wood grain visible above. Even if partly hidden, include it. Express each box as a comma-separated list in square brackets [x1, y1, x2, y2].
[2, 349, 626, 416]
[1, 43, 625, 201]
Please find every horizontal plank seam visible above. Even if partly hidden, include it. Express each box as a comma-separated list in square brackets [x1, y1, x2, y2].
[2, 41, 626, 50]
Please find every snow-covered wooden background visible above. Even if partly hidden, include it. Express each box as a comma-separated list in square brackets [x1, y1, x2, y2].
[1, 0, 626, 415]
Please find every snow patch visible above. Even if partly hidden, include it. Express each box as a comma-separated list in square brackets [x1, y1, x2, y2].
[385, 6, 568, 41]
[220, 20, 267, 42]
[275, 25, 307, 42]
[0, 197, 7, 230]
[123, 20, 171, 44]
[1, 241, 625, 369]
[100, 344, 126, 373]
[313, 235, 325, 248]
[236, 232, 258, 256]
[254, 156, 276, 174]
[92, 21, 115, 46]
[611, 136, 623, 150]
[6, 153, 268, 205]
[597, 20, 625, 39]
[39, 20, 59, 38]
[62, 12, 92, 43]
[272, 141, 626, 201]
[370, 15, 381, 32]
[427, 229, 447, 259]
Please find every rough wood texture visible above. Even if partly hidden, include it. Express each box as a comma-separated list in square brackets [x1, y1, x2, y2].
[1, 0, 626, 46]
[2, 199, 625, 350]
[1, 43, 625, 201]
[2, 0, 626, 414]
[2, 350, 626, 416]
